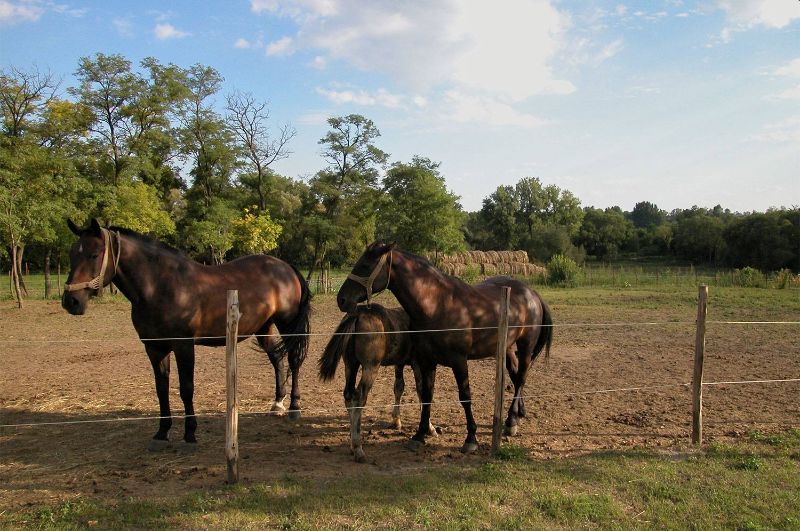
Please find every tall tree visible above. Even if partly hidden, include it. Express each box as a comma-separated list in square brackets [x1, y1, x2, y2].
[71, 53, 140, 185]
[177, 64, 236, 215]
[378, 156, 465, 255]
[630, 201, 666, 228]
[305, 114, 388, 278]
[226, 91, 295, 212]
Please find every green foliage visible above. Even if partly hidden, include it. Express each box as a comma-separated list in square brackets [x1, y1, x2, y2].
[774, 269, 798, 289]
[230, 207, 282, 255]
[377, 157, 465, 255]
[576, 207, 633, 261]
[630, 201, 666, 228]
[547, 254, 580, 286]
[98, 181, 175, 237]
[672, 213, 726, 264]
[732, 266, 762, 288]
[459, 264, 481, 284]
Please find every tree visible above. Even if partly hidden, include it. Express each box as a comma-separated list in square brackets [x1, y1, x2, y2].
[630, 201, 666, 228]
[476, 185, 518, 249]
[183, 199, 237, 264]
[177, 64, 236, 214]
[226, 91, 295, 212]
[305, 114, 388, 277]
[230, 207, 283, 255]
[576, 207, 634, 261]
[723, 210, 799, 272]
[672, 214, 726, 264]
[97, 181, 176, 237]
[377, 156, 465, 255]
[71, 53, 140, 185]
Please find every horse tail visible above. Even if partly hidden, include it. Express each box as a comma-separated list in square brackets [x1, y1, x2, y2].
[319, 312, 359, 381]
[532, 299, 553, 365]
[273, 264, 312, 365]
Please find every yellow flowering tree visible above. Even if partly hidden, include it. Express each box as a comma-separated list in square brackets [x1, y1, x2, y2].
[231, 207, 283, 255]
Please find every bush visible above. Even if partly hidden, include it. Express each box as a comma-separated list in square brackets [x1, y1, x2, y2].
[732, 266, 763, 288]
[774, 269, 799, 290]
[547, 254, 580, 287]
[460, 264, 481, 284]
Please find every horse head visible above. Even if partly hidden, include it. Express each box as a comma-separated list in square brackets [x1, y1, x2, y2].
[62, 218, 120, 315]
[337, 241, 395, 313]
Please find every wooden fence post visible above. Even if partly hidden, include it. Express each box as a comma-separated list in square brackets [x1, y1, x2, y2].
[692, 285, 708, 445]
[57, 263, 62, 294]
[492, 286, 511, 454]
[225, 290, 241, 483]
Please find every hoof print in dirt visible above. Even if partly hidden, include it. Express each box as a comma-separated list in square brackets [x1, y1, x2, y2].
[147, 439, 170, 452]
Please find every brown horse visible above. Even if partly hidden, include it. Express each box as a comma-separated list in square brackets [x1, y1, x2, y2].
[61, 219, 311, 450]
[318, 304, 435, 462]
[337, 242, 552, 453]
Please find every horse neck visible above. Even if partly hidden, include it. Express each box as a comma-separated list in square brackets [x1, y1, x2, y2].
[112, 234, 186, 307]
[388, 250, 449, 322]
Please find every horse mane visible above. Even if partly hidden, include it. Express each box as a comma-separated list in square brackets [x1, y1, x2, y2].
[110, 226, 189, 259]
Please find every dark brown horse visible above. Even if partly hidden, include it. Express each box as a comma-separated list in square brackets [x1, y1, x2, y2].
[337, 242, 552, 453]
[61, 219, 311, 450]
[318, 304, 435, 462]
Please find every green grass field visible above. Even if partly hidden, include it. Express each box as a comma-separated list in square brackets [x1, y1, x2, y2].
[7, 430, 799, 529]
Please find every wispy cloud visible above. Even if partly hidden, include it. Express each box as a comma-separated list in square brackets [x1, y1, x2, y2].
[714, 0, 800, 44]
[265, 35, 293, 56]
[154, 22, 190, 40]
[773, 58, 800, 78]
[113, 17, 134, 38]
[316, 87, 403, 108]
[750, 116, 800, 143]
[0, 0, 45, 25]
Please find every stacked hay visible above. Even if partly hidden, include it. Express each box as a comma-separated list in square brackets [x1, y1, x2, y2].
[430, 249, 544, 278]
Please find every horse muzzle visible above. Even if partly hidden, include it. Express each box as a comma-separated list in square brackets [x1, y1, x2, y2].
[62, 291, 87, 315]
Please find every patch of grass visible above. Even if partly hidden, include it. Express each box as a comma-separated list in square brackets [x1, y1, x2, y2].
[494, 444, 528, 461]
[6, 432, 800, 530]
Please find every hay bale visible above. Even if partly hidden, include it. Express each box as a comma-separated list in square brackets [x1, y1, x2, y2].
[487, 250, 500, 263]
[515, 250, 529, 263]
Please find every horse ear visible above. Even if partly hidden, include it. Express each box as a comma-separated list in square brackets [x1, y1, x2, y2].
[67, 219, 81, 235]
[89, 218, 102, 236]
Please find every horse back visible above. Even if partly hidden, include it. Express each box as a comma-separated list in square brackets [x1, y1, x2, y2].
[352, 305, 412, 367]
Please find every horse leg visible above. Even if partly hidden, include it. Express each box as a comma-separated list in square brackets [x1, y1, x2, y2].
[452, 359, 479, 453]
[261, 332, 288, 415]
[504, 338, 531, 436]
[408, 361, 436, 450]
[351, 362, 380, 463]
[342, 354, 363, 461]
[174, 340, 198, 448]
[146, 344, 172, 451]
[391, 365, 404, 430]
[287, 349, 302, 420]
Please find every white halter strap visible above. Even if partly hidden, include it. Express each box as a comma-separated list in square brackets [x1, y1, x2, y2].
[346, 250, 392, 306]
[64, 228, 121, 292]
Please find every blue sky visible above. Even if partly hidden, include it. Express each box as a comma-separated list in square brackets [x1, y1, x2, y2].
[1, 0, 798, 213]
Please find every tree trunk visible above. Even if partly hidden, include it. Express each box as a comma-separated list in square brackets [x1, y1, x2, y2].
[44, 248, 52, 299]
[11, 244, 23, 308]
[16, 244, 28, 296]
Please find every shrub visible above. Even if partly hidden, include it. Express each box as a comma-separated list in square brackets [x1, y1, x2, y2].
[547, 254, 580, 287]
[460, 264, 481, 284]
[732, 266, 763, 288]
[774, 269, 799, 290]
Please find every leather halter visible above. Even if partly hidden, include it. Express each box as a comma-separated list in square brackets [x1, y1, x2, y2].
[64, 228, 121, 292]
[347, 250, 392, 306]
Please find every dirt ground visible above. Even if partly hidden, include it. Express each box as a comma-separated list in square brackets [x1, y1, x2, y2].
[1, 291, 798, 511]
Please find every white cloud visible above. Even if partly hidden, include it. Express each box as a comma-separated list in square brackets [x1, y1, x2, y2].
[253, 0, 573, 102]
[235, 37, 253, 49]
[113, 17, 134, 37]
[774, 58, 800, 78]
[750, 116, 800, 143]
[154, 22, 190, 40]
[265, 35, 293, 56]
[772, 85, 800, 100]
[316, 87, 403, 108]
[0, 0, 44, 24]
[715, 1, 800, 44]
[441, 91, 547, 128]
[310, 55, 326, 69]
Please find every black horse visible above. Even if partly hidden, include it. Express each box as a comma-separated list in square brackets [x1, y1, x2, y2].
[319, 304, 435, 462]
[62, 219, 311, 450]
[338, 242, 552, 453]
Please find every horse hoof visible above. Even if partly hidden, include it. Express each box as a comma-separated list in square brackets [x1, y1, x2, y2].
[147, 438, 170, 452]
[180, 441, 198, 454]
[389, 418, 402, 430]
[427, 424, 439, 437]
[271, 401, 286, 416]
[404, 439, 425, 452]
[460, 442, 479, 454]
[287, 409, 301, 421]
[354, 448, 366, 463]
[504, 424, 519, 436]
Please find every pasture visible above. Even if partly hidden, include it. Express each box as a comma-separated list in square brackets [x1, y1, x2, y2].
[1, 285, 798, 527]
